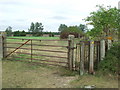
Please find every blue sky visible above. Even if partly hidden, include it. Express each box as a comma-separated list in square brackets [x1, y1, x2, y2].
[0, 0, 119, 32]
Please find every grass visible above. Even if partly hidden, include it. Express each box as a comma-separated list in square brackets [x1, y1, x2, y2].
[70, 74, 118, 88]
[8, 36, 59, 40]
[2, 60, 118, 88]
[3, 36, 119, 88]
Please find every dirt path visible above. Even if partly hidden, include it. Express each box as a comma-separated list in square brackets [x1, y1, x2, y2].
[2, 60, 77, 88]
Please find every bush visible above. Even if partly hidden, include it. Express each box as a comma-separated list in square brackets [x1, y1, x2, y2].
[98, 43, 120, 74]
[59, 26, 85, 39]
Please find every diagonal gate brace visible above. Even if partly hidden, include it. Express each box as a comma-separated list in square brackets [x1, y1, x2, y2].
[5, 39, 30, 58]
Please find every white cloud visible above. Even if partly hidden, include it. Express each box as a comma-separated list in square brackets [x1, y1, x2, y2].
[0, 0, 119, 32]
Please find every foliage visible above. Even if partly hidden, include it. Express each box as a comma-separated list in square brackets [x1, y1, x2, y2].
[78, 24, 88, 32]
[5, 26, 12, 36]
[85, 5, 119, 38]
[13, 30, 26, 36]
[98, 43, 119, 74]
[28, 22, 44, 36]
[59, 25, 84, 39]
[58, 24, 67, 32]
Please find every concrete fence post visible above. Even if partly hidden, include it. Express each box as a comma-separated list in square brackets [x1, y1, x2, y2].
[80, 41, 85, 75]
[107, 39, 112, 50]
[68, 35, 74, 70]
[89, 41, 94, 74]
[100, 40, 105, 61]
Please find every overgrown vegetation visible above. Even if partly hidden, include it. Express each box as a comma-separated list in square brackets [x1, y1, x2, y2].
[58, 24, 86, 39]
[98, 43, 119, 74]
[85, 5, 119, 39]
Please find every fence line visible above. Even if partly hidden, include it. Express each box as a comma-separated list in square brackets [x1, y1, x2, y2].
[0, 34, 113, 75]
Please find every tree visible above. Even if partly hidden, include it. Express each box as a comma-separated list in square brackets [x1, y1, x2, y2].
[28, 22, 34, 33]
[28, 22, 44, 36]
[5, 26, 12, 36]
[60, 26, 84, 39]
[78, 24, 87, 32]
[58, 24, 68, 32]
[85, 5, 119, 38]
[13, 30, 20, 36]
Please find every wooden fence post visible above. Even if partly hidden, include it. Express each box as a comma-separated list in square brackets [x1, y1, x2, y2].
[89, 41, 94, 74]
[3, 34, 7, 58]
[80, 42, 84, 75]
[0, 34, 3, 59]
[68, 35, 74, 70]
[100, 40, 105, 61]
[0, 34, 3, 89]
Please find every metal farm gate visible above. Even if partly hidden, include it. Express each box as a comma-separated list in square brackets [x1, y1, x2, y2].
[1, 34, 111, 74]
[4, 38, 72, 68]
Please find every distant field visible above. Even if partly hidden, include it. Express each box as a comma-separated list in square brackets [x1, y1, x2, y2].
[7, 36, 60, 40]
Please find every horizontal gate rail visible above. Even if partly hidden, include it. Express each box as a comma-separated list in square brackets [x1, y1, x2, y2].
[5, 47, 67, 53]
[7, 38, 68, 41]
[5, 40, 30, 58]
[14, 52, 68, 59]
[6, 42, 68, 48]
[7, 58, 67, 67]
[8, 56, 68, 64]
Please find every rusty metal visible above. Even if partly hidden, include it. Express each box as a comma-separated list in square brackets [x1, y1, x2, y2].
[6, 42, 68, 47]
[31, 40, 32, 62]
[5, 46, 67, 53]
[6, 38, 69, 67]
[7, 38, 68, 41]
[7, 58, 67, 67]
[8, 56, 68, 64]
[14, 52, 68, 59]
[5, 40, 30, 58]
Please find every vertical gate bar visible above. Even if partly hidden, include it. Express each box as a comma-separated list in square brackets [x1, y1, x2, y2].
[31, 40, 32, 62]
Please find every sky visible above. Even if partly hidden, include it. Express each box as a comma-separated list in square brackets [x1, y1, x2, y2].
[0, 0, 119, 32]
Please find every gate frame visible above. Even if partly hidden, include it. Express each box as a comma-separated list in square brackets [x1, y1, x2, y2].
[1, 35, 75, 69]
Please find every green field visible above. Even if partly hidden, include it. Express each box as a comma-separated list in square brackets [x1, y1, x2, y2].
[8, 36, 59, 40]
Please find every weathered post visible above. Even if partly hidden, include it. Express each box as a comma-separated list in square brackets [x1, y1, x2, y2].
[100, 40, 105, 61]
[0, 34, 3, 89]
[89, 41, 94, 74]
[107, 39, 112, 50]
[68, 35, 74, 70]
[0, 34, 3, 59]
[2, 33, 7, 58]
[80, 41, 85, 75]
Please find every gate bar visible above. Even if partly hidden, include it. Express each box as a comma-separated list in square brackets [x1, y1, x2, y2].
[5, 47, 67, 53]
[5, 40, 30, 58]
[14, 52, 68, 59]
[7, 38, 68, 41]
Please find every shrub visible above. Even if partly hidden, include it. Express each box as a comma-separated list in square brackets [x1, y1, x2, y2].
[98, 43, 119, 74]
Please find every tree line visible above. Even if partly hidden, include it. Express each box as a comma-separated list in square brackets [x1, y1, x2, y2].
[5, 25, 59, 37]
[5, 5, 119, 39]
